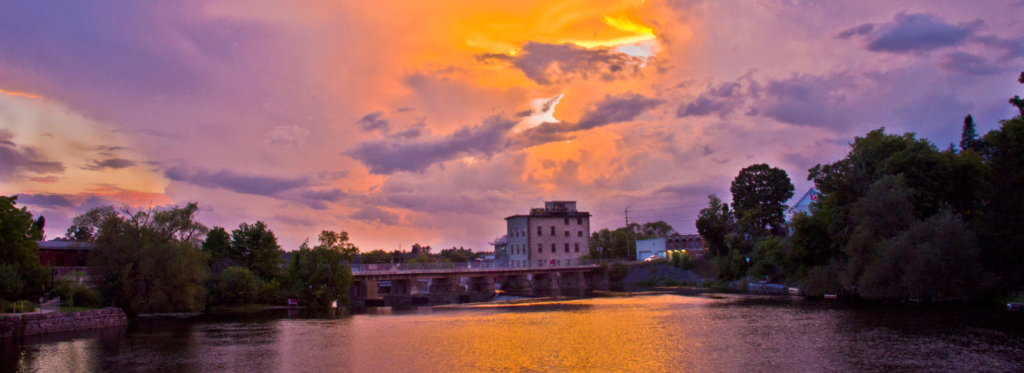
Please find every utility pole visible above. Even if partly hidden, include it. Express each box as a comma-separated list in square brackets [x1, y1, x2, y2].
[624, 207, 633, 261]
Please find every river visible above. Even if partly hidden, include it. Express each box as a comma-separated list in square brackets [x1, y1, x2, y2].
[3, 294, 1023, 372]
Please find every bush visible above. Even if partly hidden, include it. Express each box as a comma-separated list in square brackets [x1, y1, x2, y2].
[0, 264, 23, 301]
[213, 266, 261, 305]
[607, 262, 629, 282]
[55, 271, 102, 308]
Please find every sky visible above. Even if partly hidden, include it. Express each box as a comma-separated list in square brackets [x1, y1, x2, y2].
[2, 0, 1023, 252]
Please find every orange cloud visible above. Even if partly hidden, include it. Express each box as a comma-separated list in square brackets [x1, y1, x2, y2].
[0, 88, 42, 99]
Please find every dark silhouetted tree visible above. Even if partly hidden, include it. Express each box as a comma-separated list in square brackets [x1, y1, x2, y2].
[730, 164, 794, 238]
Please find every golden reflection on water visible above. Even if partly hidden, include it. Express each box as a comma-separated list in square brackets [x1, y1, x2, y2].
[9, 294, 1024, 372]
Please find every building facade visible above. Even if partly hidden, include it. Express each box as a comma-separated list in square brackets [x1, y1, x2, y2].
[505, 201, 591, 267]
[36, 240, 90, 267]
[636, 234, 706, 261]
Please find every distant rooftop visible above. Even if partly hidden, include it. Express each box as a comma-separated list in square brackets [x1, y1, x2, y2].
[37, 240, 91, 250]
[506, 201, 591, 219]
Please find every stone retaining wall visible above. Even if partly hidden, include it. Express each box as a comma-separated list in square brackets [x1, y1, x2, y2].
[0, 308, 127, 339]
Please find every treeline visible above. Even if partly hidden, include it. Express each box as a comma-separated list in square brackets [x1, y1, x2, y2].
[1, 200, 361, 315]
[0, 196, 50, 312]
[697, 72, 1024, 302]
[587, 221, 676, 259]
[355, 244, 491, 264]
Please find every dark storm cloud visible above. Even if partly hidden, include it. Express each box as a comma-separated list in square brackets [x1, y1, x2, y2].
[0, 130, 65, 180]
[356, 111, 390, 132]
[350, 206, 399, 225]
[16, 194, 74, 208]
[836, 13, 975, 54]
[511, 93, 663, 149]
[835, 23, 875, 39]
[477, 42, 647, 85]
[165, 166, 314, 197]
[165, 166, 348, 209]
[345, 115, 518, 175]
[576, 93, 664, 130]
[939, 52, 1002, 76]
[82, 158, 137, 171]
[677, 82, 745, 118]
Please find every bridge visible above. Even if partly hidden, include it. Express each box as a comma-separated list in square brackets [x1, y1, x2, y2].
[348, 260, 618, 308]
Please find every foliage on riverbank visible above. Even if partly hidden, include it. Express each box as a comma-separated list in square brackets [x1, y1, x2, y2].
[696, 72, 1024, 303]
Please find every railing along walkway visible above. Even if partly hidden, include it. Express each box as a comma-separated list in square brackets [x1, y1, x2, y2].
[350, 259, 620, 276]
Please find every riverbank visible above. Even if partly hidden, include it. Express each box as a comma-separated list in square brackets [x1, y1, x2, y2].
[0, 308, 127, 339]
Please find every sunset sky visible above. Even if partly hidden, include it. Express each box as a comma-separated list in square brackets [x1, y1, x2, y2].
[2, 0, 1023, 252]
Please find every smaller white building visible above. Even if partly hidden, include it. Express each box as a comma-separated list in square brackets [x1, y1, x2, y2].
[635, 234, 706, 261]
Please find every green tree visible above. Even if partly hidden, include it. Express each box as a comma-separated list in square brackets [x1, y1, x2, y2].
[87, 203, 210, 315]
[362, 249, 391, 264]
[961, 114, 981, 152]
[0, 264, 24, 301]
[202, 227, 234, 273]
[730, 164, 795, 237]
[314, 230, 359, 261]
[289, 234, 356, 308]
[0, 196, 47, 300]
[696, 194, 734, 257]
[231, 222, 283, 282]
[978, 104, 1024, 291]
[212, 266, 261, 305]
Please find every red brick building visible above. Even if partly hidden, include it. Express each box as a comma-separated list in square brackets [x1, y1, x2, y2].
[36, 240, 90, 268]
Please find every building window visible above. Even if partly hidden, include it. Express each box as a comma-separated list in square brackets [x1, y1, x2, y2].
[578, 231, 583, 237]
[538, 244, 543, 253]
[550, 226, 555, 235]
[539, 260, 543, 267]
[564, 218, 569, 225]
[551, 243, 556, 253]
[577, 218, 582, 225]
[564, 243, 569, 253]
[575, 243, 580, 252]
[538, 226, 542, 236]
[564, 231, 569, 237]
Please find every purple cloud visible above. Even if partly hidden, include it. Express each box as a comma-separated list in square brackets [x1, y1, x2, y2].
[345, 115, 517, 175]
[357, 111, 390, 132]
[477, 42, 647, 85]
[0, 130, 65, 180]
[83, 158, 136, 171]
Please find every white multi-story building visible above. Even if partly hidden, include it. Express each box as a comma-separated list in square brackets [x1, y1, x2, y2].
[636, 234, 707, 261]
[505, 201, 591, 268]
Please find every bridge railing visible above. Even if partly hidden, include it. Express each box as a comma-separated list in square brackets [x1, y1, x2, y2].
[349, 259, 620, 274]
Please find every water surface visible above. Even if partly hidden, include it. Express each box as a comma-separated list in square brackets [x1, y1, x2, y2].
[3, 295, 1023, 372]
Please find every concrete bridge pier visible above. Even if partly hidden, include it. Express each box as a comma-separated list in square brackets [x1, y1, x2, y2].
[384, 277, 416, 310]
[532, 273, 561, 298]
[469, 276, 496, 302]
[351, 279, 382, 308]
[500, 274, 531, 296]
[558, 271, 587, 297]
[428, 276, 463, 305]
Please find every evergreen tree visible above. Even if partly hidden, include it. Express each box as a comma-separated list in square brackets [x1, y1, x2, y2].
[960, 114, 979, 151]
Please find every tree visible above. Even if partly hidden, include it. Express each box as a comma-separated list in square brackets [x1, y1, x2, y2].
[202, 227, 234, 274]
[0, 196, 47, 300]
[1010, 72, 1024, 116]
[632, 221, 675, 239]
[362, 249, 391, 264]
[730, 164, 795, 238]
[314, 230, 359, 261]
[961, 114, 981, 152]
[289, 235, 355, 308]
[87, 203, 210, 315]
[0, 264, 23, 301]
[696, 194, 734, 257]
[231, 222, 283, 282]
[212, 266, 261, 305]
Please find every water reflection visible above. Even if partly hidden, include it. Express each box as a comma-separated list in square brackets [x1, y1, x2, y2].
[2, 295, 1023, 372]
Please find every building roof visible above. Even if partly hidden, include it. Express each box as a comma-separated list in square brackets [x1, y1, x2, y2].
[504, 211, 592, 220]
[37, 240, 91, 250]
